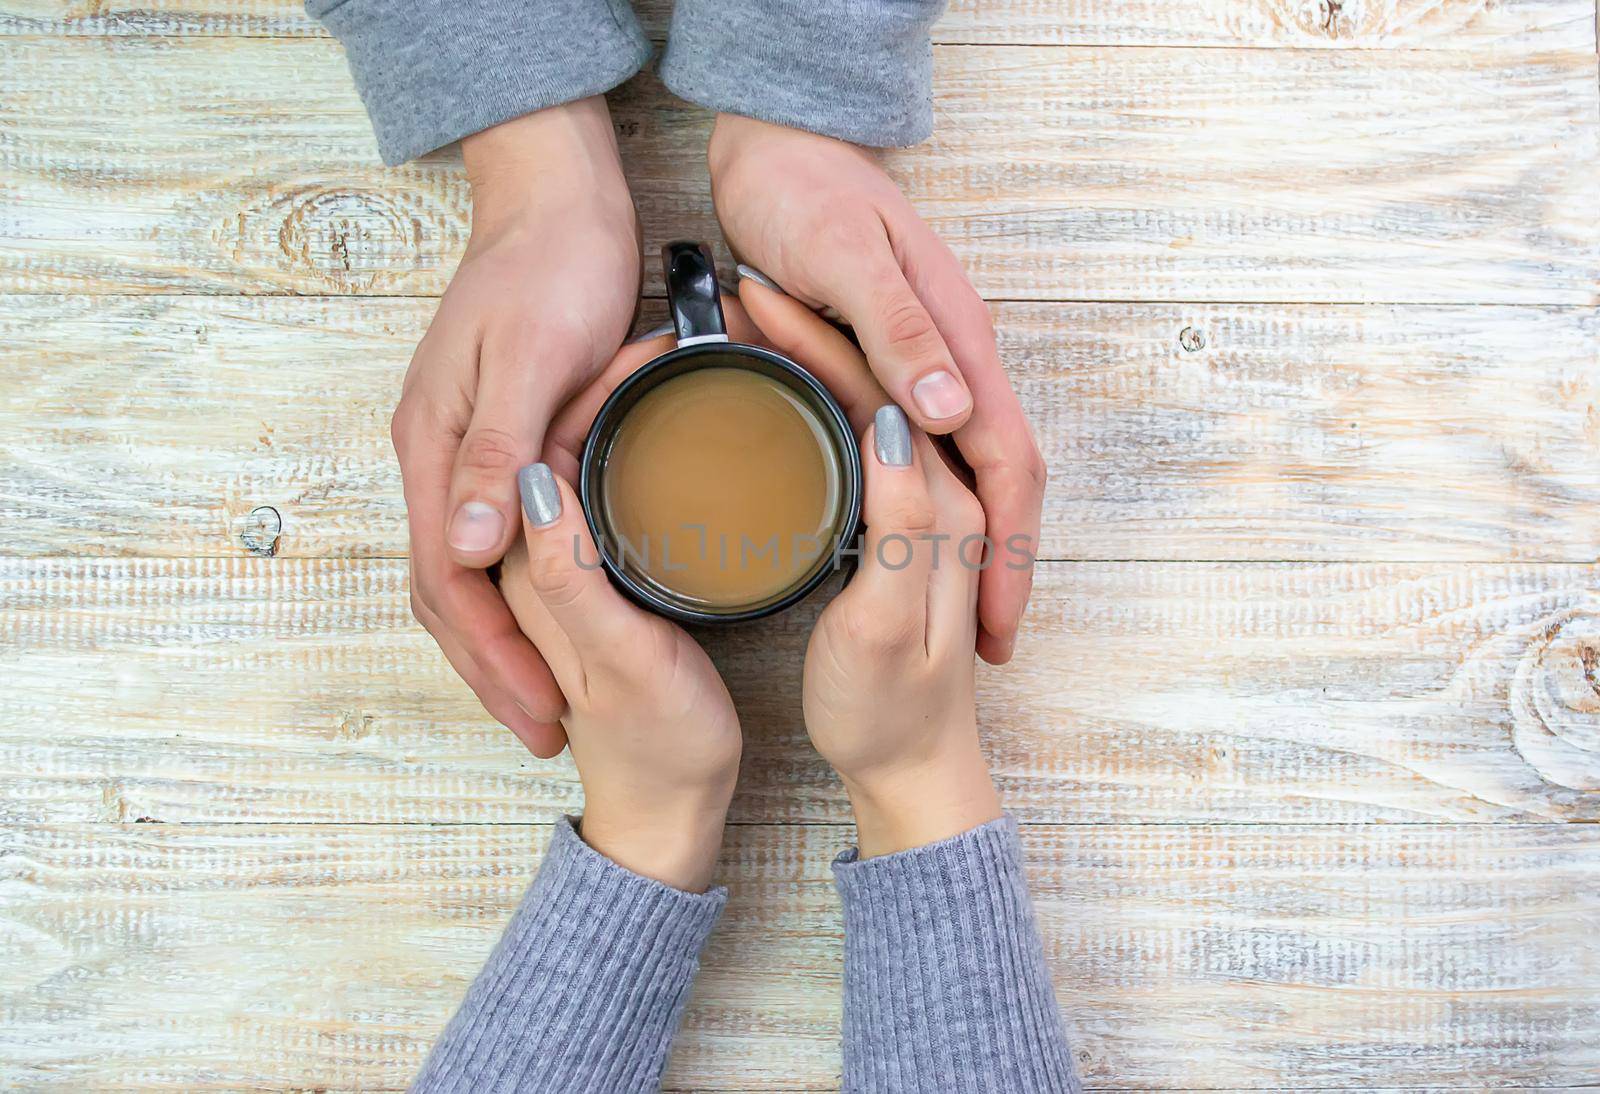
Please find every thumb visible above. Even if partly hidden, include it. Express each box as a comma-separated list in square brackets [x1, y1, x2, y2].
[515, 463, 636, 657]
[445, 341, 569, 569]
[817, 221, 973, 435]
[736, 269, 887, 433]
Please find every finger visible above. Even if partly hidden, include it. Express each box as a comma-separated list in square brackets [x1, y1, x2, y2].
[736, 271, 888, 433]
[917, 433, 984, 657]
[395, 394, 569, 744]
[410, 575, 568, 757]
[515, 463, 640, 688]
[836, 405, 935, 646]
[493, 539, 583, 706]
[425, 555, 569, 753]
[957, 376, 1043, 665]
[722, 293, 765, 346]
[813, 216, 973, 434]
[900, 228, 1046, 664]
[443, 325, 580, 569]
[972, 452, 1042, 665]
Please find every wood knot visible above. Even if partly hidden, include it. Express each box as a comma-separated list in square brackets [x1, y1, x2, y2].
[1510, 608, 1600, 791]
[240, 506, 282, 556]
[279, 187, 418, 290]
[101, 782, 130, 822]
[1266, 0, 1378, 40]
[334, 710, 375, 740]
[1178, 326, 1206, 353]
[227, 183, 456, 291]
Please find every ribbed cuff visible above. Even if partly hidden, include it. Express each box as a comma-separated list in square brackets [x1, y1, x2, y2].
[659, 0, 946, 147]
[833, 816, 1081, 1093]
[412, 816, 727, 1094]
[310, 0, 651, 164]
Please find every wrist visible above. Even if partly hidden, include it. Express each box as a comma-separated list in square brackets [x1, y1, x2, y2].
[709, 112, 870, 174]
[842, 749, 1002, 859]
[463, 97, 633, 237]
[578, 786, 732, 893]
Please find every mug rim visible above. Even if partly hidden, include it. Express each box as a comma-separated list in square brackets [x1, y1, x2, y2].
[578, 339, 864, 625]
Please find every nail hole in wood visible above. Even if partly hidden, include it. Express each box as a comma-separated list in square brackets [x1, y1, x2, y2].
[241, 506, 282, 556]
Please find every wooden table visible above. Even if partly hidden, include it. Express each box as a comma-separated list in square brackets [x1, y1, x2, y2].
[3, 1, 1598, 1088]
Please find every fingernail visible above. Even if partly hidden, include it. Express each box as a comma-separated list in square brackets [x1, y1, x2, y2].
[736, 263, 786, 296]
[447, 501, 505, 552]
[517, 463, 561, 527]
[628, 321, 676, 344]
[911, 370, 971, 421]
[874, 405, 912, 467]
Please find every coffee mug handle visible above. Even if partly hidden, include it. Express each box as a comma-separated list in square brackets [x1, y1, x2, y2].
[663, 241, 729, 347]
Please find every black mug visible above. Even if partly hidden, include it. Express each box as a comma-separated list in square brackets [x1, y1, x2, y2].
[579, 242, 864, 625]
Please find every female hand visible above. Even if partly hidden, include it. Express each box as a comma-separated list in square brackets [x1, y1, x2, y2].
[708, 113, 1046, 667]
[389, 97, 641, 758]
[732, 267, 1006, 855]
[802, 401, 1004, 858]
[497, 465, 741, 892]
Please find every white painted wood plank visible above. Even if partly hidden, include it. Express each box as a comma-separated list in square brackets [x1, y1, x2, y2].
[4, 297, 1597, 562]
[2, 557, 1595, 825]
[2, 0, 1592, 49]
[3, 40, 1595, 302]
[2, 823, 1594, 1088]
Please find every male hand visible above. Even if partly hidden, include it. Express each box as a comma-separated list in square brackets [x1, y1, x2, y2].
[708, 114, 1047, 665]
[390, 98, 640, 757]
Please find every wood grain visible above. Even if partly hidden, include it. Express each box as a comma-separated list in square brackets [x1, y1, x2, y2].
[4, 5, 1598, 1088]
[3, 40, 1596, 302]
[3, 557, 1596, 826]
[5, 296, 1598, 562]
[2, 0, 1592, 49]
[2, 822, 1595, 1088]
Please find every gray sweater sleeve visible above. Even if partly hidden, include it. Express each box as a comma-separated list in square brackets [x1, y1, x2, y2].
[833, 816, 1082, 1093]
[413, 814, 1075, 1092]
[660, 0, 948, 147]
[307, 0, 651, 164]
[411, 816, 726, 1094]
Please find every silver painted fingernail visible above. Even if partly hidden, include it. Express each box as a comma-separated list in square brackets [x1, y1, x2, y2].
[627, 321, 676, 344]
[874, 405, 912, 467]
[517, 463, 561, 527]
[736, 264, 786, 296]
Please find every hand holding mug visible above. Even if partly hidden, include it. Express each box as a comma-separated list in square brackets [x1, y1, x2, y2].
[389, 98, 641, 757]
[498, 466, 741, 892]
[803, 402, 1003, 858]
[738, 286, 1005, 857]
[708, 114, 1047, 665]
